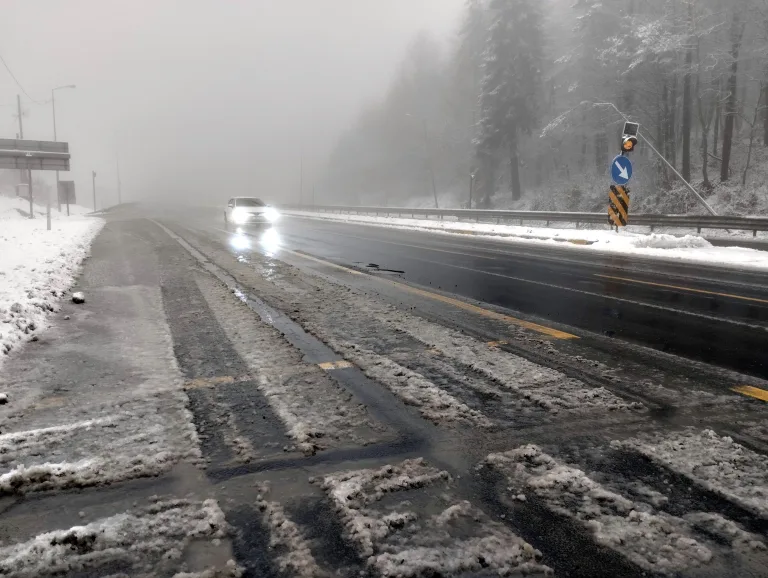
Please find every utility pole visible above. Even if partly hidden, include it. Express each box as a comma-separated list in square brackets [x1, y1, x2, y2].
[51, 85, 75, 214]
[92, 171, 97, 211]
[469, 172, 475, 209]
[16, 95, 33, 218]
[423, 119, 439, 209]
[299, 154, 304, 205]
[116, 153, 122, 205]
[52, 88, 59, 213]
[16, 94, 23, 139]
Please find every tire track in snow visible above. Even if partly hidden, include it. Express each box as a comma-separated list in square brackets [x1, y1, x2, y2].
[484, 445, 715, 575]
[321, 458, 552, 577]
[613, 428, 768, 520]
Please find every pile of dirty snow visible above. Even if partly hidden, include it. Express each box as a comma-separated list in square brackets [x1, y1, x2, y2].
[0, 195, 102, 362]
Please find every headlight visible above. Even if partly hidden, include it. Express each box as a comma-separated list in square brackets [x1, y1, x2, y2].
[264, 207, 280, 222]
[232, 208, 249, 224]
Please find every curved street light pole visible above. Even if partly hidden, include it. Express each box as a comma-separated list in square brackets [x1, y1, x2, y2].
[590, 102, 717, 216]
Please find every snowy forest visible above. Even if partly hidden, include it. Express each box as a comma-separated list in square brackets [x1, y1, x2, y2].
[321, 0, 768, 215]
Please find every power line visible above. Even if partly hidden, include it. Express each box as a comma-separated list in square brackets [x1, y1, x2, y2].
[0, 52, 43, 104]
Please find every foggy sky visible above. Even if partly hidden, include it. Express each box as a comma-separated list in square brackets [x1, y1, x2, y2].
[0, 0, 464, 208]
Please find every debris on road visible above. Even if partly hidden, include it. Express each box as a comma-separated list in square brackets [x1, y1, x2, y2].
[71, 291, 85, 304]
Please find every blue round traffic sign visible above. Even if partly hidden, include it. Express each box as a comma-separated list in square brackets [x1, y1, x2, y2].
[611, 155, 633, 185]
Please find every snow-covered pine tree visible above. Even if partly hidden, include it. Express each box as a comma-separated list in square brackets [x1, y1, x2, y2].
[476, 0, 544, 202]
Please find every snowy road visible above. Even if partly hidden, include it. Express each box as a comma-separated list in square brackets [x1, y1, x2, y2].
[268, 213, 768, 379]
[1, 204, 768, 577]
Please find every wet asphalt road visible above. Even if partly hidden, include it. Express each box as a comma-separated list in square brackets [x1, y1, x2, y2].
[265, 216, 768, 379]
[6, 207, 768, 578]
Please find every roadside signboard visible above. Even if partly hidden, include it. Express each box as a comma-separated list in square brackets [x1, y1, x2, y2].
[0, 139, 70, 171]
[611, 155, 632, 186]
[58, 180, 76, 204]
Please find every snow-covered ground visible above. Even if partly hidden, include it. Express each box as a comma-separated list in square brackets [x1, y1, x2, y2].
[286, 210, 768, 270]
[0, 195, 103, 364]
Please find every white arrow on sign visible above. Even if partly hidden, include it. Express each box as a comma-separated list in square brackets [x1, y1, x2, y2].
[614, 160, 629, 181]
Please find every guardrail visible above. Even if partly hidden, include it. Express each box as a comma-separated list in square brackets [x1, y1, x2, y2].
[286, 205, 768, 236]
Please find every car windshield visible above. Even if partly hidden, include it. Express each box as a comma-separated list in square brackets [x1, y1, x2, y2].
[236, 198, 265, 207]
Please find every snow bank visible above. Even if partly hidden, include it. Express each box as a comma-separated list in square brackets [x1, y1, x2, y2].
[0, 195, 103, 363]
[287, 210, 768, 270]
[321, 458, 552, 576]
[613, 429, 768, 518]
[486, 445, 713, 575]
[627, 233, 710, 249]
[0, 498, 229, 576]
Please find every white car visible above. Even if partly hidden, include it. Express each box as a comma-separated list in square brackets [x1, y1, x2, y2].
[224, 197, 280, 228]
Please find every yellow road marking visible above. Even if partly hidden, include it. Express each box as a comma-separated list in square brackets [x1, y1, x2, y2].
[319, 360, 354, 370]
[595, 274, 768, 305]
[487, 340, 509, 348]
[286, 250, 578, 340]
[732, 385, 768, 402]
[184, 375, 238, 390]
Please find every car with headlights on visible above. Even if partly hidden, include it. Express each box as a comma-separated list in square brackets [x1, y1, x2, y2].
[224, 197, 280, 229]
